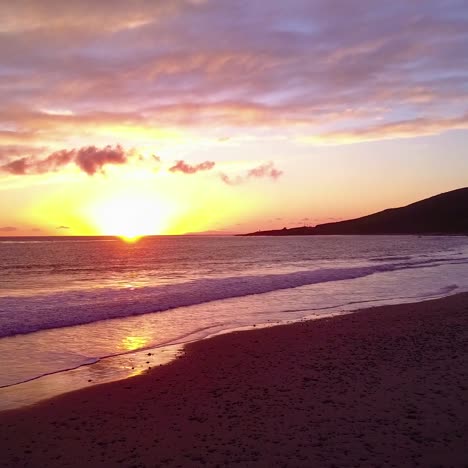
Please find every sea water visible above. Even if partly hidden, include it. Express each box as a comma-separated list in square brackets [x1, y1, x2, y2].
[1, 235, 468, 409]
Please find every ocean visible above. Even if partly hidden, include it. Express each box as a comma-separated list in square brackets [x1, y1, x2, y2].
[1, 235, 468, 409]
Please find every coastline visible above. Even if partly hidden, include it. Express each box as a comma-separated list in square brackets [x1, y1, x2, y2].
[0, 289, 459, 412]
[1, 293, 468, 467]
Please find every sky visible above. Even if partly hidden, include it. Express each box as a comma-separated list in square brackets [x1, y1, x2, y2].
[1, 0, 468, 237]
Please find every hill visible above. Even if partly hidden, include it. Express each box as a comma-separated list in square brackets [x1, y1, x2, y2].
[243, 187, 468, 236]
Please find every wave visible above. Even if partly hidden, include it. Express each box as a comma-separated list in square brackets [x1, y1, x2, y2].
[370, 256, 412, 262]
[1, 256, 468, 338]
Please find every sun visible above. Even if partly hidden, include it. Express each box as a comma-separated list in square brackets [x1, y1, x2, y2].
[87, 192, 174, 240]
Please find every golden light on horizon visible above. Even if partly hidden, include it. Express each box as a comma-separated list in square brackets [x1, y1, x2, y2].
[87, 191, 176, 239]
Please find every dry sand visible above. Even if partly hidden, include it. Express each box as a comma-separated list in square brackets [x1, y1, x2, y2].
[1, 293, 468, 467]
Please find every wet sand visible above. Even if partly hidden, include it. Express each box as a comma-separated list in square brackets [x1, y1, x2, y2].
[1, 293, 468, 467]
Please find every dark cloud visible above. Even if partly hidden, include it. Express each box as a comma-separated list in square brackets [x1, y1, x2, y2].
[220, 162, 283, 185]
[0, 145, 130, 176]
[56, 225, 70, 230]
[0, 226, 17, 232]
[169, 160, 215, 174]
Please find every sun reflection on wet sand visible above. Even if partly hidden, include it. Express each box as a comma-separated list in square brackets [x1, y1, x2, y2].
[122, 335, 149, 351]
[4, 259, 467, 411]
[0, 344, 182, 411]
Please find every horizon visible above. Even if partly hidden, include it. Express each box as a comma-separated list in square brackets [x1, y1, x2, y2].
[1, 1, 468, 237]
[1, 184, 466, 239]
[2, 2, 468, 463]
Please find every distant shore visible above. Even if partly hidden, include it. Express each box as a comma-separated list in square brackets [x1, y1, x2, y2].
[1, 293, 468, 467]
[241, 187, 468, 236]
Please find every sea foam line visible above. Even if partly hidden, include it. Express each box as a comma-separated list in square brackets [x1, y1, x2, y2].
[1, 256, 468, 338]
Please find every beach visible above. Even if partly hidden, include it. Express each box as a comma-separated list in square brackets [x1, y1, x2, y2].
[2, 1, 468, 466]
[1, 293, 468, 467]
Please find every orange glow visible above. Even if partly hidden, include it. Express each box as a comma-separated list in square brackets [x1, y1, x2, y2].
[122, 335, 149, 351]
[86, 191, 176, 239]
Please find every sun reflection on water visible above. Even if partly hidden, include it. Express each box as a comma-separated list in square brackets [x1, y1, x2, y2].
[122, 335, 149, 351]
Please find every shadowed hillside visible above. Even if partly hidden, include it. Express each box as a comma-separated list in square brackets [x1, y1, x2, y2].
[243, 187, 468, 236]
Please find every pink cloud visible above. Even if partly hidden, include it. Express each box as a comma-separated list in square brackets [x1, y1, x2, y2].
[74, 145, 127, 175]
[248, 162, 283, 180]
[220, 162, 283, 185]
[312, 113, 468, 144]
[219, 173, 244, 186]
[0, 145, 130, 176]
[169, 160, 215, 174]
[1, 158, 29, 175]
[0, 1, 467, 147]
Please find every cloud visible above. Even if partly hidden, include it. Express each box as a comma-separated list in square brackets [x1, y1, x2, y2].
[0, 145, 47, 162]
[0, 1, 196, 34]
[248, 162, 283, 180]
[1, 158, 30, 175]
[0, 130, 39, 146]
[0, 226, 17, 232]
[0, 0, 467, 145]
[310, 113, 468, 144]
[220, 162, 283, 185]
[56, 225, 70, 230]
[0, 145, 131, 175]
[219, 173, 244, 186]
[169, 160, 215, 174]
[74, 145, 128, 175]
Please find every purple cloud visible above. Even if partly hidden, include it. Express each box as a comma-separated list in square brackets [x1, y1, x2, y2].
[0, 0, 467, 146]
[314, 113, 468, 144]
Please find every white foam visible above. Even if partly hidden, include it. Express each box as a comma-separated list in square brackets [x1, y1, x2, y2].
[2, 254, 468, 338]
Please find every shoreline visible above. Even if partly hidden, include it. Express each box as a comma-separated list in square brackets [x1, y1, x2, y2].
[1, 293, 468, 466]
[0, 290, 458, 412]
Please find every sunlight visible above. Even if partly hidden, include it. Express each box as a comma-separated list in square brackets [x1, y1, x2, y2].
[87, 191, 175, 239]
[122, 335, 149, 352]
